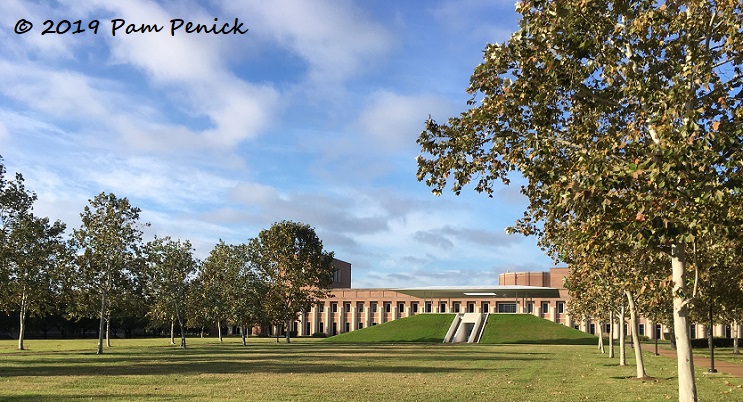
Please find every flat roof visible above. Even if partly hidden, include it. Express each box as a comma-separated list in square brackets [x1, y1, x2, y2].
[394, 285, 561, 299]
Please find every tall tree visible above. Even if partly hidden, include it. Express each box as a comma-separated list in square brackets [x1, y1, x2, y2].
[198, 240, 242, 342]
[145, 236, 197, 348]
[248, 221, 335, 343]
[69, 192, 147, 354]
[416, 2, 742, 400]
[0, 158, 68, 350]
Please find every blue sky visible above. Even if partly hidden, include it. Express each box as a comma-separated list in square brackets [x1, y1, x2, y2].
[0, 0, 556, 288]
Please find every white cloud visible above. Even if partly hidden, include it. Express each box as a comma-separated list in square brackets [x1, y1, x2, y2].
[220, 0, 394, 88]
[354, 91, 455, 151]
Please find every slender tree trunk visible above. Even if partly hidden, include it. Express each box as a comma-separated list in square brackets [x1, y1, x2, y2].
[619, 306, 626, 366]
[672, 243, 697, 402]
[200, 326, 204, 338]
[609, 318, 615, 359]
[734, 320, 739, 354]
[285, 318, 291, 343]
[597, 319, 605, 353]
[217, 319, 223, 342]
[97, 289, 107, 355]
[241, 324, 247, 346]
[106, 315, 111, 347]
[178, 317, 186, 349]
[18, 295, 27, 351]
[170, 319, 175, 345]
[625, 290, 647, 378]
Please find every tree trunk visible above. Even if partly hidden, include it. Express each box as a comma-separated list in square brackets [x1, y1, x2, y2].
[106, 315, 111, 347]
[200, 326, 205, 338]
[619, 306, 626, 366]
[241, 325, 247, 346]
[625, 290, 647, 378]
[285, 318, 291, 343]
[672, 243, 697, 402]
[734, 320, 739, 354]
[217, 319, 223, 342]
[178, 317, 186, 349]
[609, 318, 615, 359]
[18, 295, 27, 351]
[97, 289, 107, 355]
[597, 319, 605, 353]
[170, 319, 175, 345]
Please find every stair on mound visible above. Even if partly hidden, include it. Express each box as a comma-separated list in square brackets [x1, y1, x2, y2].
[443, 313, 488, 343]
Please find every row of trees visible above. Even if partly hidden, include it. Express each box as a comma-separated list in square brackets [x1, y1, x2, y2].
[0, 156, 337, 353]
[416, 2, 742, 401]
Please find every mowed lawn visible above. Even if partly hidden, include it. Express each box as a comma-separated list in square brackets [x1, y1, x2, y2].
[1, 338, 742, 401]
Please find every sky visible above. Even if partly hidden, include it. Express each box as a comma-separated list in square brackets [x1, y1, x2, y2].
[0, 0, 557, 288]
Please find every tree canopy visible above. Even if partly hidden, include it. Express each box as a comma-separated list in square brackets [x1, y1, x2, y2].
[416, 2, 742, 401]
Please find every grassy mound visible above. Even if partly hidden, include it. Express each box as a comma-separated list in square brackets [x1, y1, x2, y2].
[479, 314, 598, 345]
[323, 314, 453, 343]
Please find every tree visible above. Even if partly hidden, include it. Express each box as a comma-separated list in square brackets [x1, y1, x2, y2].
[416, 2, 743, 400]
[198, 240, 241, 342]
[0, 159, 68, 350]
[248, 221, 335, 343]
[69, 193, 147, 354]
[145, 236, 197, 348]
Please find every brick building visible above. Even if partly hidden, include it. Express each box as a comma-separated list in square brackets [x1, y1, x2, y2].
[288, 260, 740, 341]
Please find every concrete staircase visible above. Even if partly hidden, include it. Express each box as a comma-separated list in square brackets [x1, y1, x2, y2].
[443, 313, 488, 343]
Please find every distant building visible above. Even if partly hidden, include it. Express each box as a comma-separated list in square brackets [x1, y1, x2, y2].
[285, 260, 739, 341]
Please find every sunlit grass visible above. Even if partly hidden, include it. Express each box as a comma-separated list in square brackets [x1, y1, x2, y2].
[0, 338, 742, 401]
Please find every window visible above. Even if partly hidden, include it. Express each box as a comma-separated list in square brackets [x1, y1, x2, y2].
[467, 303, 475, 313]
[344, 303, 351, 312]
[604, 323, 610, 334]
[589, 323, 595, 335]
[453, 303, 460, 313]
[557, 302, 564, 314]
[527, 302, 533, 314]
[358, 303, 364, 313]
[639, 324, 645, 336]
[482, 303, 489, 313]
[541, 302, 549, 314]
[412, 303, 419, 313]
[497, 303, 517, 313]
[689, 325, 696, 339]
[440, 303, 447, 313]
[371, 303, 378, 313]
[319, 322, 324, 333]
[385, 303, 391, 313]
[425, 302, 432, 313]
[319, 304, 325, 313]
[333, 269, 342, 283]
[345, 322, 350, 332]
[331, 303, 338, 313]
[358, 322, 363, 330]
[398, 302, 405, 312]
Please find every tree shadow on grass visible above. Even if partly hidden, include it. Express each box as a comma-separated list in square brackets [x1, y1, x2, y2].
[0, 343, 546, 378]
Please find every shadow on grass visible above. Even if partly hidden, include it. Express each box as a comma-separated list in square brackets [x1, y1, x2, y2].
[0, 343, 545, 378]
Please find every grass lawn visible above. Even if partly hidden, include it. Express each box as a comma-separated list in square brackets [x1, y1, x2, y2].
[323, 313, 453, 343]
[479, 314, 598, 345]
[1, 337, 742, 401]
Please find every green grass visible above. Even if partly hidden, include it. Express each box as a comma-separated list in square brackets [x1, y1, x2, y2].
[480, 314, 599, 345]
[323, 314, 453, 343]
[1, 337, 742, 401]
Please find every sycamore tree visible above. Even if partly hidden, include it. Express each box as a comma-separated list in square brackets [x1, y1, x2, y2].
[0, 159, 67, 350]
[145, 236, 197, 348]
[416, 2, 742, 401]
[69, 192, 147, 355]
[198, 240, 241, 342]
[248, 221, 335, 343]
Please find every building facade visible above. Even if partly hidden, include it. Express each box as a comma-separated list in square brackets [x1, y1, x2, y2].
[293, 260, 740, 341]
